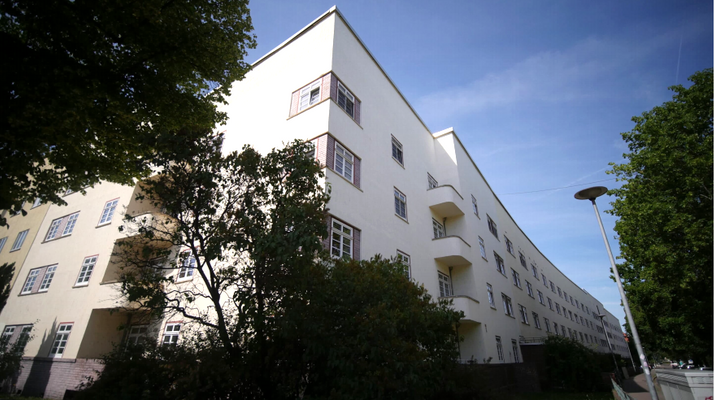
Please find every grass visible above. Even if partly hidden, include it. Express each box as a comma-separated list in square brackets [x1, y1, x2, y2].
[513, 392, 614, 400]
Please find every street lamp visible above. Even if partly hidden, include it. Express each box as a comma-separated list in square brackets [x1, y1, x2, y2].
[574, 186, 659, 400]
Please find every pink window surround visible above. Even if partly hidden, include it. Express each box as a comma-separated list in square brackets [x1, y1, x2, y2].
[290, 73, 361, 124]
[310, 134, 360, 189]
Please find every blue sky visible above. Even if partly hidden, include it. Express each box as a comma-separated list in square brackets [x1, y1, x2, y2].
[244, 0, 713, 328]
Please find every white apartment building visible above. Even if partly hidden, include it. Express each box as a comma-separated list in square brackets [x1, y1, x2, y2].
[0, 6, 630, 398]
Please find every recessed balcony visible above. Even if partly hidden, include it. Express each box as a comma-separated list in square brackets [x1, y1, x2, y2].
[442, 295, 482, 323]
[432, 235, 471, 267]
[427, 185, 464, 218]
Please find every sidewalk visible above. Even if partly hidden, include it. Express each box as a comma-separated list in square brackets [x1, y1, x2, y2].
[620, 370, 666, 400]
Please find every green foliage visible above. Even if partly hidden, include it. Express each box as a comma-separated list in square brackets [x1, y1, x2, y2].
[0, 0, 256, 226]
[0, 324, 33, 385]
[93, 136, 462, 399]
[543, 336, 609, 392]
[607, 69, 713, 365]
[0, 263, 14, 313]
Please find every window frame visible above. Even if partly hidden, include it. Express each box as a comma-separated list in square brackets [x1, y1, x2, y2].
[162, 322, 182, 346]
[177, 252, 196, 282]
[478, 236, 487, 259]
[394, 188, 407, 221]
[502, 293, 514, 317]
[432, 219, 445, 239]
[10, 229, 29, 252]
[126, 325, 149, 346]
[533, 312, 541, 329]
[537, 290, 544, 305]
[511, 269, 521, 288]
[526, 281, 534, 297]
[487, 215, 498, 238]
[519, 304, 529, 324]
[334, 143, 355, 183]
[98, 198, 119, 226]
[75, 255, 98, 286]
[21, 264, 57, 295]
[531, 264, 538, 278]
[331, 219, 354, 259]
[299, 79, 322, 111]
[0, 237, 6, 253]
[438, 271, 452, 297]
[512, 339, 520, 363]
[391, 136, 404, 166]
[547, 297, 554, 310]
[545, 317, 551, 333]
[336, 81, 355, 118]
[45, 212, 80, 241]
[496, 336, 504, 361]
[396, 250, 411, 278]
[494, 252, 506, 275]
[487, 283, 495, 308]
[49, 323, 73, 358]
[505, 236, 514, 255]
[428, 173, 438, 189]
[471, 195, 479, 217]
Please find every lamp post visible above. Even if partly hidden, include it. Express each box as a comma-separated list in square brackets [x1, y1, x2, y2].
[574, 186, 658, 400]
[597, 311, 622, 382]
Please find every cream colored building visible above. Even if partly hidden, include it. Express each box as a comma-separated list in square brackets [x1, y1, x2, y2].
[0, 6, 630, 398]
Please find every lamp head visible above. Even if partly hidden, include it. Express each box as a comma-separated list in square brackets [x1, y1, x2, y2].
[575, 186, 608, 201]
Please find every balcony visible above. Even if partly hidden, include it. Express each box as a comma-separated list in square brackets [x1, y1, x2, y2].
[427, 185, 464, 218]
[432, 235, 471, 267]
[443, 295, 482, 323]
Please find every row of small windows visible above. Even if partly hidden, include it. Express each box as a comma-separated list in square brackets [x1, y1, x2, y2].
[20, 252, 197, 296]
[0, 198, 119, 257]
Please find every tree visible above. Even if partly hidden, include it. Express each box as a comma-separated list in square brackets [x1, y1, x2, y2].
[607, 69, 713, 365]
[0, 0, 256, 226]
[543, 335, 609, 392]
[91, 133, 461, 399]
[0, 262, 14, 313]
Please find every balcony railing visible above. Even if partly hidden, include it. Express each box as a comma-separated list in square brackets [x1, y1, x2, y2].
[427, 185, 464, 218]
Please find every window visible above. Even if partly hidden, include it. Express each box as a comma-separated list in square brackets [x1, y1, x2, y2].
[502, 294, 514, 317]
[526, 281, 534, 297]
[537, 290, 544, 305]
[512, 340, 520, 363]
[126, 325, 148, 345]
[569, 310, 574, 321]
[554, 322, 559, 334]
[299, 79, 321, 111]
[518, 305, 528, 324]
[505, 236, 514, 255]
[541, 274, 547, 287]
[11, 201, 26, 216]
[471, 195, 479, 216]
[390, 135, 404, 165]
[177, 253, 196, 281]
[556, 303, 561, 315]
[10, 230, 28, 252]
[438, 271, 452, 297]
[494, 252, 506, 275]
[337, 81, 355, 118]
[561, 325, 566, 336]
[50, 323, 72, 358]
[570, 295, 574, 305]
[487, 283, 495, 308]
[575, 299, 579, 308]
[519, 252, 527, 269]
[563, 291, 567, 301]
[45, 212, 80, 241]
[394, 188, 407, 220]
[0, 237, 7, 253]
[580, 316, 585, 325]
[432, 219, 445, 239]
[76, 256, 98, 286]
[428, 173, 438, 189]
[38, 265, 56, 291]
[334, 143, 354, 182]
[2, 325, 32, 348]
[162, 323, 181, 346]
[98, 199, 119, 226]
[531, 264, 538, 278]
[396, 250, 410, 278]
[558, 287, 562, 297]
[496, 336, 504, 361]
[21, 265, 57, 294]
[478, 236, 487, 258]
[511, 269, 521, 288]
[533, 313, 541, 329]
[548, 281, 555, 292]
[487, 215, 498, 238]
[31, 198, 42, 208]
[331, 219, 353, 259]
[547, 297, 554, 310]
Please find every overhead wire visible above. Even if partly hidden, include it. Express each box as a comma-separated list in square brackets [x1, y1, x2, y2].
[497, 178, 616, 196]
